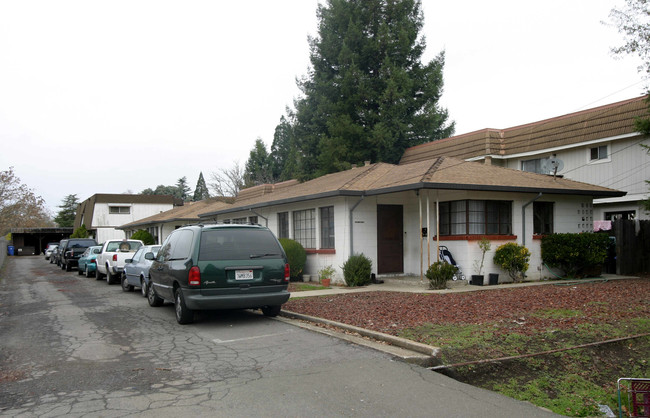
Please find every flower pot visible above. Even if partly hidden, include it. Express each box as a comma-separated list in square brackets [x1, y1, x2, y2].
[321, 278, 331, 287]
[488, 273, 499, 285]
[471, 275, 484, 286]
[302, 274, 310, 283]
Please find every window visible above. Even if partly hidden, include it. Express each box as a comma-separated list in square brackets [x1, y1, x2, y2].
[147, 226, 159, 244]
[232, 217, 247, 224]
[522, 158, 544, 174]
[605, 210, 635, 221]
[320, 206, 335, 249]
[248, 216, 258, 224]
[439, 200, 512, 236]
[109, 206, 130, 214]
[293, 209, 316, 248]
[590, 145, 608, 161]
[533, 202, 554, 235]
[277, 212, 289, 239]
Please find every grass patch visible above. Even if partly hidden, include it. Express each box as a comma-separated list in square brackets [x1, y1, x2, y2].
[290, 283, 329, 292]
[403, 317, 650, 416]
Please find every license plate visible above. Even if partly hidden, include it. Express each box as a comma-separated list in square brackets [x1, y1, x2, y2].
[235, 270, 254, 280]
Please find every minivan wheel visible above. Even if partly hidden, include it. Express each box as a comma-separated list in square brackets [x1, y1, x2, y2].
[262, 305, 281, 317]
[175, 289, 194, 324]
[121, 273, 134, 292]
[147, 283, 163, 307]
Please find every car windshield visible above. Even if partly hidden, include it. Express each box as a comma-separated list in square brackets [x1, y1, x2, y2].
[199, 228, 283, 261]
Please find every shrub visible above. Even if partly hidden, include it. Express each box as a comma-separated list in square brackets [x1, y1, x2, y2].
[493, 242, 530, 282]
[426, 261, 456, 289]
[541, 233, 609, 278]
[279, 238, 306, 281]
[130, 229, 155, 245]
[70, 225, 89, 238]
[342, 253, 372, 287]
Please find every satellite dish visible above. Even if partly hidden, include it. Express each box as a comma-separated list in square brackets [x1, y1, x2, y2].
[539, 158, 551, 174]
[548, 157, 564, 177]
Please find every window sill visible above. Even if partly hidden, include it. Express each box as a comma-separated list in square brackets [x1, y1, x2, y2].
[434, 235, 517, 241]
[305, 249, 336, 255]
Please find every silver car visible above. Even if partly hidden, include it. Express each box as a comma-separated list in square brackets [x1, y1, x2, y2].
[122, 245, 161, 296]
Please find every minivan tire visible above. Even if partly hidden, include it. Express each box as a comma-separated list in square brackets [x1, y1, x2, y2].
[262, 305, 281, 317]
[147, 283, 164, 307]
[175, 288, 194, 324]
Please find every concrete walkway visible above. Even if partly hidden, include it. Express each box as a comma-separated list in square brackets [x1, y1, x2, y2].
[289, 273, 636, 298]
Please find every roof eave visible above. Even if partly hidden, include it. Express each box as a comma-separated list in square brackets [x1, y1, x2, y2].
[198, 190, 364, 218]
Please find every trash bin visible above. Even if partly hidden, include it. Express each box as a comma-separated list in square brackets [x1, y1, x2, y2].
[7, 245, 15, 256]
[489, 273, 499, 285]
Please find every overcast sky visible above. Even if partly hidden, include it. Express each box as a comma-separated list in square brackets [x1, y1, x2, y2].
[0, 0, 645, 215]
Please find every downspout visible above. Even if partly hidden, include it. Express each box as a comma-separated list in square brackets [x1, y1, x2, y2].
[349, 194, 365, 256]
[521, 193, 542, 246]
[249, 208, 268, 227]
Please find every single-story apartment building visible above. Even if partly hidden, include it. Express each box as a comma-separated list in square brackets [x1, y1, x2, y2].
[196, 156, 624, 284]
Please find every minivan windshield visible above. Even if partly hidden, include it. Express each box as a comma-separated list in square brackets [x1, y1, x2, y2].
[199, 228, 283, 261]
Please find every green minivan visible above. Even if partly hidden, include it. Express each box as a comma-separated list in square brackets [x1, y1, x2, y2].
[147, 223, 291, 324]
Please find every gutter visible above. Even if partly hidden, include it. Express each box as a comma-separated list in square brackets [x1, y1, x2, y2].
[349, 194, 365, 256]
[521, 193, 542, 246]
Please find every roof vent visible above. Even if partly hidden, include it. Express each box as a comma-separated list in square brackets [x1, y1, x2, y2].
[364, 161, 371, 166]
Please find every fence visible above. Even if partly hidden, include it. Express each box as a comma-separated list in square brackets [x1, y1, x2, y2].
[613, 219, 650, 275]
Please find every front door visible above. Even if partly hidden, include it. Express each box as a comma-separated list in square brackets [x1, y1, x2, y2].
[377, 205, 403, 274]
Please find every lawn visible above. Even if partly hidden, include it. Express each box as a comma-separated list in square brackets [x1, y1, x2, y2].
[284, 278, 650, 417]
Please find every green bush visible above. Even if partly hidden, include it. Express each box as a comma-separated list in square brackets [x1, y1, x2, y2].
[130, 229, 155, 245]
[70, 225, 89, 238]
[279, 238, 306, 281]
[541, 233, 609, 278]
[493, 242, 530, 282]
[426, 261, 456, 289]
[342, 253, 372, 287]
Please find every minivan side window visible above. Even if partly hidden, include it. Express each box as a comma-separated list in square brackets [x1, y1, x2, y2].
[170, 230, 194, 260]
[157, 235, 174, 262]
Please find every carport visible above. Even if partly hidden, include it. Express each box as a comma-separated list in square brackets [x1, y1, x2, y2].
[9, 228, 73, 256]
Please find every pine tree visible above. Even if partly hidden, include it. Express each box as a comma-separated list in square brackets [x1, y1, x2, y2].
[293, 0, 454, 178]
[192, 172, 210, 201]
[54, 194, 79, 227]
[244, 138, 274, 186]
[175, 177, 191, 202]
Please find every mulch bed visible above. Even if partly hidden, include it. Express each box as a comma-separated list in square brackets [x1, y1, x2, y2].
[285, 278, 650, 337]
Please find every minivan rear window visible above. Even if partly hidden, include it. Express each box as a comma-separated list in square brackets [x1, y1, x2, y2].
[199, 228, 283, 261]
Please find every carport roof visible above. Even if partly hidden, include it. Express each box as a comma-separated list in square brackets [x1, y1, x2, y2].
[198, 156, 625, 218]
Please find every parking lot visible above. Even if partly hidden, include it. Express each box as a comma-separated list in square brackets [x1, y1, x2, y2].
[0, 256, 557, 417]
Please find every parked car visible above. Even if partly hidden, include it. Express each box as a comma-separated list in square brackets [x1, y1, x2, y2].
[44, 244, 58, 260]
[60, 238, 99, 271]
[122, 245, 161, 296]
[78, 245, 102, 277]
[147, 224, 290, 324]
[96, 239, 144, 284]
[53, 239, 68, 266]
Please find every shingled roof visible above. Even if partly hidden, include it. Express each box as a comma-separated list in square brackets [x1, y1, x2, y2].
[400, 95, 649, 164]
[199, 157, 625, 218]
[118, 198, 232, 230]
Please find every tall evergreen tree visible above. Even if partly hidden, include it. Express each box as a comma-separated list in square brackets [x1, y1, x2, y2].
[192, 172, 210, 201]
[244, 138, 274, 186]
[293, 0, 454, 178]
[54, 194, 79, 227]
[175, 177, 191, 202]
[270, 115, 298, 181]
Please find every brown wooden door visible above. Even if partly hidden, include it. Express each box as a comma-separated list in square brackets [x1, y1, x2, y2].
[377, 205, 403, 274]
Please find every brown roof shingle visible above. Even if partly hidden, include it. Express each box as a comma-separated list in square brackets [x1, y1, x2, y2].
[400, 95, 648, 164]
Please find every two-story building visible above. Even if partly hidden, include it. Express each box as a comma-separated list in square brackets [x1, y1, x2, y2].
[74, 194, 182, 243]
[399, 95, 650, 222]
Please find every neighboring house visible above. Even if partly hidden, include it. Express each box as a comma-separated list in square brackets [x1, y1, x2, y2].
[197, 157, 624, 283]
[74, 194, 182, 243]
[118, 198, 232, 244]
[400, 95, 650, 222]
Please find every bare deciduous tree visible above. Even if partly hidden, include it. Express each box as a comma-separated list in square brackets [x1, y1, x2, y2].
[209, 162, 246, 197]
[0, 167, 53, 235]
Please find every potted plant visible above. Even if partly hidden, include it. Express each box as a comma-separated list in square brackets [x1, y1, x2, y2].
[318, 265, 335, 287]
[471, 237, 491, 286]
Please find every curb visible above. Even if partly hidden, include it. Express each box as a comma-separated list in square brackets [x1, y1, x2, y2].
[280, 310, 441, 363]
